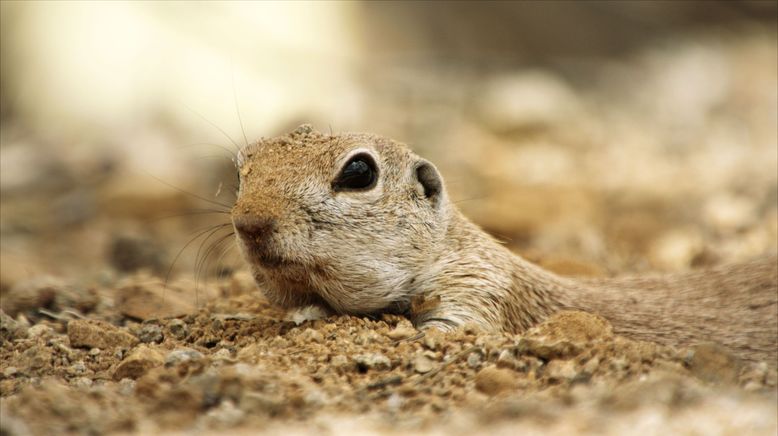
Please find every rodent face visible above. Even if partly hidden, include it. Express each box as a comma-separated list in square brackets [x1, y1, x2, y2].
[232, 125, 449, 314]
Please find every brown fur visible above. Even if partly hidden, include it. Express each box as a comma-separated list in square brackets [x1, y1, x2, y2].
[232, 125, 778, 364]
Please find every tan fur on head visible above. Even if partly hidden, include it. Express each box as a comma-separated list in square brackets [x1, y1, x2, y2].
[233, 124, 449, 315]
[233, 125, 777, 365]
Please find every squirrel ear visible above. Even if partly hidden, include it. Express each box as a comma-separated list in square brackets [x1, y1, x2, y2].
[414, 159, 444, 207]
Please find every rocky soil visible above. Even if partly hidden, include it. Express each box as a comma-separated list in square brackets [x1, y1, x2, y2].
[1, 270, 776, 435]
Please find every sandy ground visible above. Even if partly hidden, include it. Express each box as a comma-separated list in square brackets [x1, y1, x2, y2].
[1, 28, 777, 435]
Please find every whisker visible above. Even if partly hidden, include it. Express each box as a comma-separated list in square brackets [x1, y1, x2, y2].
[164, 223, 232, 291]
[144, 171, 233, 210]
[231, 67, 250, 148]
[208, 234, 237, 281]
[146, 209, 231, 224]
[182, 103, 242, 152]
[176, 141, 237, 161]
[195, 231, 236, 300]
[452, 195, 490, 205]
[194, 225, 234, 282]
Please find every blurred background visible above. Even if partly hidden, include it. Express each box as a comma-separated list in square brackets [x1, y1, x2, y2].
[1, 1, 776, 289]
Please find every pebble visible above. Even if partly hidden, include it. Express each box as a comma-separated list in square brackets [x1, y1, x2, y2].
[299, 328, 324, 344]
[3, 367, 18, 378]
[67, 319, 138, 349]
[0, 309, 28, 341]
[21, 345, 53, 370]
[167, 319, 189, 340]
[72, 376, 93, 389]
[413, 355, 435, 374]
[113, 345, 164, 380]
[582, 356, 600, 374]
[467, 351, 483, 368]
[423, 334, 438, 351]
[475, 366, 518, 396]
[517, 338, 582, 360]
[27, 324, 53, 338]
[138, 324, 163, 344]
[165, 348, 206, 367]
[118, 378, 136, 396]
[354, 353, 391, 371]
[545, 359, 578, 382]
[685, 342, 740, 384]
[69, 361, 87, 375]
[496, 349, 519, 370]
[203, 399, 245, 428]
[330, 355, 351, 370]
[386, 324, 416, 340]
[212, 348, 233, 362]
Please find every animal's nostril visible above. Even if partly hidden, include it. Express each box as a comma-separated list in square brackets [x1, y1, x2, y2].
[233, 215, 275, 244]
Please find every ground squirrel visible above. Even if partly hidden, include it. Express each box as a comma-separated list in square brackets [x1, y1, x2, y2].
[232, 125, 777, 364]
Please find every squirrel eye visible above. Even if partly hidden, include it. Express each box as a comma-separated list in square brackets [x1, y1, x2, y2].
[333, 154, 377, 191]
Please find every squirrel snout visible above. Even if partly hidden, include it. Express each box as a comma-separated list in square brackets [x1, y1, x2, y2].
[232, 214, 276, 246]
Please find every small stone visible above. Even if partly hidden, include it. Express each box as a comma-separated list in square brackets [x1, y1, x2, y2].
[582, 356, 600, 374]
[19, 346, 52, 372]
[0, 309, 28, 341]
[204, 399, 245, 429]
[68, 319, 138, 349]
[113, 345, 164, 380]
[69, 360, 87, 375]
[386, 324, 416, 340]
[354, 353, 391, 371]
[610, 358, 628, 372]
[118, 378, 136, 396]
[413, 355, 435, 374]
[167, 319, 189, 340]
[467, 351, 483, 368]
[286, 305, 329, 325]
[496, 349, 519, 369]
[686, 342, 740, 384]
[212, 348, 233, 362]
[423, 334, 438, 351]
[299, 328, 324, 344]
[3, 367, 18, 377]
[138, 324, 163, 344]
[740, 361, 768, 388]
[29, 324, 54, 338]
[546, 359, 578, 382]
[72, 376, 93, 389]
[517, 338, 582, 360]
[89, 348, 101, 356]
[330, 355, 351, 370]
[353, 331, 381, 345]
[386, 393, 405, 412]
[165, 348, 205, 366]
[475, 366, 518, 396]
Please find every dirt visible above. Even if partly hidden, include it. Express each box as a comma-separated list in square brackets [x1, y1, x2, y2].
[0, 270, 776, 435]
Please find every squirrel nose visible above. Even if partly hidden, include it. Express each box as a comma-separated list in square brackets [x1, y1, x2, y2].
[232, 214, 275, 245]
